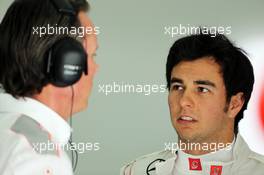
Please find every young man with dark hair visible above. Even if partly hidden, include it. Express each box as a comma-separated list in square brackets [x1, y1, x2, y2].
[121, 32, 264, 175]
[0, 0, 98, 174]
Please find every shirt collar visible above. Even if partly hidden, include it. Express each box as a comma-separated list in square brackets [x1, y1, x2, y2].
[175, 137, 235, 172]
[0, 93, 71, 145]
[156, 135, 242, 175]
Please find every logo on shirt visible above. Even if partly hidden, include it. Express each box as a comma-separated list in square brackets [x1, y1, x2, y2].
[146, 159, 166, 175]
[210, 165, 222, 175]
[188, 158, 202, 171]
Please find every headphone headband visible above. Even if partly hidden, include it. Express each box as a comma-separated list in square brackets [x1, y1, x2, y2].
[50, 0, 76, 15]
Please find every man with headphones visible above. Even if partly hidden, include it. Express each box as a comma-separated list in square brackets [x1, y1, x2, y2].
[0, 0, 98, 174]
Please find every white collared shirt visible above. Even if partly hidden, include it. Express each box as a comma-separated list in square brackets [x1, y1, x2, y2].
[0, 93, 73, 175]
[121, 132, 264, 175]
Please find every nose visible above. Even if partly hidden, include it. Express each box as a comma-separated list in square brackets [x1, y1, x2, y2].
[179, 90, 194, 109]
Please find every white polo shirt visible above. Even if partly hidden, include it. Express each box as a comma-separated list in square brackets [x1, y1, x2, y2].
[0, 93, 73, 175]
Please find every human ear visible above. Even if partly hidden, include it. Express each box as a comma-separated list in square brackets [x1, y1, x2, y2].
[227, 92, 245, 119]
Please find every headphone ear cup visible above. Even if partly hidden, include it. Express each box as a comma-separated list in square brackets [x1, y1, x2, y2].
[46, 37, 88, 87]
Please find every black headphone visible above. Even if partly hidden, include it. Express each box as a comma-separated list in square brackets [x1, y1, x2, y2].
[46, 1, 83, 172]
[45, 0, 88, 87]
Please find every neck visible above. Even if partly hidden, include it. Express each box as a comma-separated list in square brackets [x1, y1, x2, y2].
[32, 84, 73, 121]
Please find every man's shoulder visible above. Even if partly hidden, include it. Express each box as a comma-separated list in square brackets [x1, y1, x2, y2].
[0, 115, 72, 174]
[233, 134, 264, 173]
[1, 114, 56, 155]
[249, 150, 264, 164]
[234, 151, 264, 174]
[120, 150, 174, 175]
[235, 133, 264, 164]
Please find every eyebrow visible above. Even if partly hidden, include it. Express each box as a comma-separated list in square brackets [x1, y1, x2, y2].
[170, 77, 216, 88]
[170, 77, 183, 84]
[194, 80, 216, 87]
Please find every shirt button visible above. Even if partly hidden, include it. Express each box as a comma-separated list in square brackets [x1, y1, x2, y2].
[44, 168, 53, 175]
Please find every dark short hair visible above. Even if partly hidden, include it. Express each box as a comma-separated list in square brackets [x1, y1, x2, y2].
[0, 0, 89, 98]
[166, 32, 254, 134]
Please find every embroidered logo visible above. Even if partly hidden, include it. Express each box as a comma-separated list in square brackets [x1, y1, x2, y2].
[188, 158, 202, 171]
[210, 165, 223, 175]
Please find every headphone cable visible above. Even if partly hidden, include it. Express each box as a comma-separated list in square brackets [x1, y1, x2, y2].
[69, 86, 79, 172]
